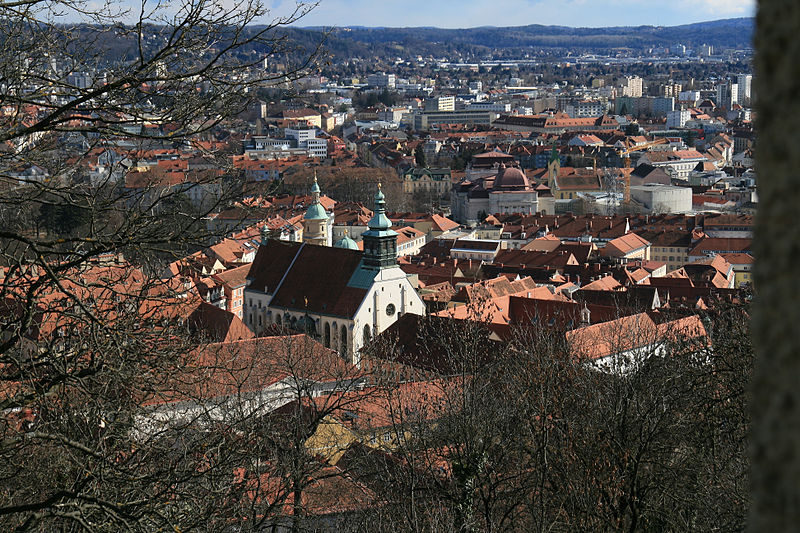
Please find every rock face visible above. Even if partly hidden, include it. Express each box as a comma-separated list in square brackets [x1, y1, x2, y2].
[752, 1, 800, 529]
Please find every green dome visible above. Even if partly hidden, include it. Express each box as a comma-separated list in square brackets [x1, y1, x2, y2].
[334, 234, 359, 250]
[304, 203, 328, 220]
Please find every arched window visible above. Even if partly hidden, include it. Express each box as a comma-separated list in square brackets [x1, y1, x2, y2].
[340, 325, 348, 355]
[363, 324, 371, 345]
[324, 323, 331, 348]
[276, 314, 282, 326]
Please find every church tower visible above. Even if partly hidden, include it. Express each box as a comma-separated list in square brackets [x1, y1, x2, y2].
[303, 175, 330, 246]
[546, 144, 561, 186]
[361, 183, 397, 269]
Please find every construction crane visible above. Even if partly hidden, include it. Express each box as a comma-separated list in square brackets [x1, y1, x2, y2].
[614, 138, 668, 207]
[616, 138, 668, 168]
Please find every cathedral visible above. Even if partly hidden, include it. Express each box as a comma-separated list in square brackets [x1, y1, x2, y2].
[245, 182, 426, 365]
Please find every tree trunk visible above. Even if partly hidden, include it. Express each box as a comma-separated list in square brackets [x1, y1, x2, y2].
[751, 0, 800, 530]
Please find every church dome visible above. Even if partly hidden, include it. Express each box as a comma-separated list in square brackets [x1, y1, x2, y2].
[304, 203, 328, 220]
[304, 175, 328, 220]
[492, 165, 530, 190]
[334, 233, 359, 250]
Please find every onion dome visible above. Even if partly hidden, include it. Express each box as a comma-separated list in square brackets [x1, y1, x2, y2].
[304, 175, 328, 220]
[334, 229, 359, 250]
[367, 183, 392, 230]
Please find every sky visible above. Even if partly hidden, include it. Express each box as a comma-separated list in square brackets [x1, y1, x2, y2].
[265, 0, 755, 29]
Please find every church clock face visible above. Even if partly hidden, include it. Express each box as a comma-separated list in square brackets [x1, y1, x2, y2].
[385, 303, 396, 316]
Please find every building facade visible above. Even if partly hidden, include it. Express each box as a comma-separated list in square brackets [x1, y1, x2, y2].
[244, 185, 426, 365]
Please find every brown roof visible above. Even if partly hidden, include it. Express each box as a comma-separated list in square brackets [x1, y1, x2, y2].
[566, 313, 658, 361]
[430, 214, 460, 232]
[688, 237, 752, 257]
[212, 263, 252, 289]
[451, 239, 500, 252]
[187, 302, 254, 343]
[253, 242, 369, 318]
[247, 240, 305, 294]
[602, 232, 650, 257]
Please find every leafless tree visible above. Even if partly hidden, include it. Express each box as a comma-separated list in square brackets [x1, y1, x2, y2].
[359, 299, 752, 533]
[0, 0, 329, 529]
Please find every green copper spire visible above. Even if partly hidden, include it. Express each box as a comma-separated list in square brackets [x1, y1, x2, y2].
[304, 173, 328, 221]
[549, 143, 560, 164]
[367, 182, 392, 230]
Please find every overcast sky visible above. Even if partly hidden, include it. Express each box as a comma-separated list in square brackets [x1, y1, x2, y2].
[266, 0, 755, 29]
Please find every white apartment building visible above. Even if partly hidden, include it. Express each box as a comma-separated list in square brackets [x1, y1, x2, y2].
[367, 73, 396, 89]
[666, 109, 692, 129]
[737, 74, 752, 101]
[622, 76, 643, 98]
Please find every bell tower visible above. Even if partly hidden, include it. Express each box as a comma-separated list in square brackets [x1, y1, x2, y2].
[303, 175, 329, 246]
[361, 183, 397, 269]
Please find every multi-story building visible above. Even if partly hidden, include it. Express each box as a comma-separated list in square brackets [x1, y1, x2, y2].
[638, 149, 709, 181]
[716, 82, 740, 110]
[424, 96, 455, 112]
[451, 163, 538, 224]
[565, 100, 606, 117]
[402, 167, 451, 196]
[737, 74, 753, 102]
[413, 109, 498, 130]
[651, 97, 675, 116]
[621, 76, 643, 98]
[466, 102, 512, 113]
[666, 109, 691, 129]
[249, 129, 327, 158]
[367, 73, 396, 89]
[212, 264, 251, 319]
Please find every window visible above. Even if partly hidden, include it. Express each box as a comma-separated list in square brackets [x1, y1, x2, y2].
[386, 304, 396, 316]
[340, 325, 348, 355]
[383, 433, 391, 443]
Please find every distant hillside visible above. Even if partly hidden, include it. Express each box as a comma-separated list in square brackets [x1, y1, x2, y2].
[62, 18, 753, 68]
[286, 18, 754, 58]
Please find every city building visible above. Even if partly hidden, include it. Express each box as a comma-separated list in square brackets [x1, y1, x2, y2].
[666, 109, 692, 129]
[367, 73, 396, 89]
[424, 95, 455, 111]
[413, 109, 498, 130]
[716, 82, 740, 110]
[244, 185, 426, 365]
[402, 167, 452, 196]
[621, 76, 643, 98]
[451, 163, 538, 224]
[737, 74, 753, 102]
[629, 184, 693, 214]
